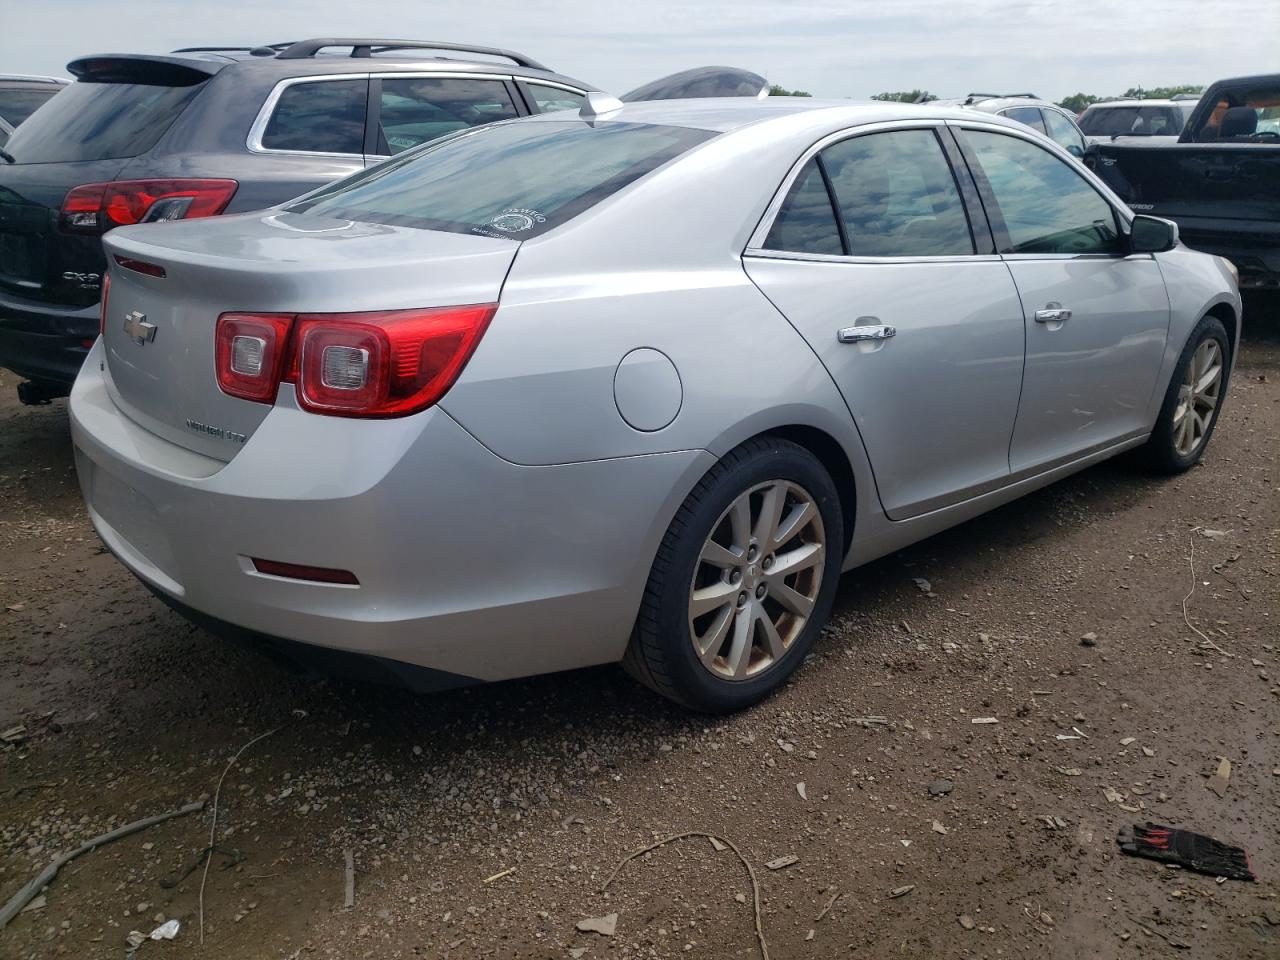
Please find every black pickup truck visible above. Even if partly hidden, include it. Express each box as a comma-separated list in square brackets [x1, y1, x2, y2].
[1089, 73, 1280, 292]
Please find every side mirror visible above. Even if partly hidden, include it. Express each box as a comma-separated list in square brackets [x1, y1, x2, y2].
[1067, 143, 1084, 158]
[1129, 215, 1179, 254]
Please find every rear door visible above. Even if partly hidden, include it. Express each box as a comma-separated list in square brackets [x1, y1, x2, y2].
[954, 125, 1169, 473]
[248, 74, 370, 190]
[366, 74, 523, 159]
[744, 123, 1026, 520]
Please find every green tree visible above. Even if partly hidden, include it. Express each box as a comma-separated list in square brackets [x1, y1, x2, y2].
[1121, 84, 1204, 99]
[768, 84, 812, 97]
[1057, 93, 1101, 114]
[871, 90, 937, 103]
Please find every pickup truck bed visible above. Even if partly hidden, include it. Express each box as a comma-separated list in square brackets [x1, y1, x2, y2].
[1089, 74, 1280, 291]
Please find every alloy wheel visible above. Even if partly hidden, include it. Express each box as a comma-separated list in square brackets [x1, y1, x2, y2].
[1172, 339, 1223, 457]
[687, 480, 826, 681]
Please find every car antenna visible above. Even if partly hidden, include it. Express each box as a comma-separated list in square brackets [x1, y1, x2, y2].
[580, 91, 624, 121]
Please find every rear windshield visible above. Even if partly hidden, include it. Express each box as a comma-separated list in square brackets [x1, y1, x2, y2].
[3, 81, 202, 163]
[289, 120, 715, 239]
[1078, 105, 1188, 136]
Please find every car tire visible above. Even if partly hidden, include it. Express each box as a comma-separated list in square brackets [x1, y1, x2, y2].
[623, 436, 843, 712]
[1140, 314, 1230, 475]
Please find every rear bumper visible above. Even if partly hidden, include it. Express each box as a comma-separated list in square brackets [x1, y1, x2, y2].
[69, 341, 711, 682]
[0, 290, 98, 388]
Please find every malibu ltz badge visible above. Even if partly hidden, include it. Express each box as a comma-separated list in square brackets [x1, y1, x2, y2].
[123, 311, 157, 346]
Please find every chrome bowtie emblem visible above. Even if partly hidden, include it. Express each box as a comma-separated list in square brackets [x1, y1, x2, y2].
[123, 311, 156, 346]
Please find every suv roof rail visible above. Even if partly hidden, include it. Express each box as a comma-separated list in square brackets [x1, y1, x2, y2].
[0, 74, 68, 84]
[964, 92, 1001, 103]
[274, 38, 548, 70]
[1002, 92, 1038, 99]
[173, 44, 292, 57]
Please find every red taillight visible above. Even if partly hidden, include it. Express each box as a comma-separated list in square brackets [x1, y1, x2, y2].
[61, 179, 238, 234]
[99, 272, 111, 337]
[212, 304, 496, 418]
[214, 313, 293, 404]
[293, 305, 496, 417]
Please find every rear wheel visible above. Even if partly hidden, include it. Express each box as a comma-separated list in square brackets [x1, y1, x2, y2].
[623, 437, 843, 712]
[1140, 314, 1229, 474]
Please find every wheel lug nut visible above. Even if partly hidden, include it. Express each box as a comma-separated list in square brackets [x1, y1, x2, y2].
[755, 584, 767, 599]
[737, 592, 748, 607]
[762, 555, 773, 570]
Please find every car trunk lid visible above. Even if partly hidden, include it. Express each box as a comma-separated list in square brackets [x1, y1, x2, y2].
[100, 210, 519, 461]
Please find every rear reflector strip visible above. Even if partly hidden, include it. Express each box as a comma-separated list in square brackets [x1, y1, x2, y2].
[250, 558, 359, 585]
[113, 255, 167, 278]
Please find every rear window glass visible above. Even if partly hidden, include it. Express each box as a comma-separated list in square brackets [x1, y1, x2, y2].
[0, 88, 59, 126]
[1079, 105, 1187, 136]
[261, 79, 368, 155]
[3, 81, 202, 163]
[290, 120, 715, 239]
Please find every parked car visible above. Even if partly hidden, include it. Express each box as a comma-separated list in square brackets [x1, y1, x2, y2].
[0, 74, 68, 146]
[1089, 73, 1280, 291]
[933, 93, 1088, 157]
[1077, 96, 1199, 144]
[70, 97, 1239, 711]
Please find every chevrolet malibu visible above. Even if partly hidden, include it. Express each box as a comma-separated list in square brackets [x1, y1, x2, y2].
[71, 97, 1240, 712]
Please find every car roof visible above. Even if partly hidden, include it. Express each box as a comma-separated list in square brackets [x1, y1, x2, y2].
[1085, 99, 1196, 108]
[68, 40, 595, 92]
[523, 96, 1029, 135]
[931, 95, 1066, 113]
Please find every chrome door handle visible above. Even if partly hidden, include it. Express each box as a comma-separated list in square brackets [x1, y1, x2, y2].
[837, 324, 896, 343]
[1034, 304, 1072, 323]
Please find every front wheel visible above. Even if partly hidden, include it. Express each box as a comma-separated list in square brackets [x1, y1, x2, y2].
[623, 437, 843, 712]
[1140, 315, 1230, 474]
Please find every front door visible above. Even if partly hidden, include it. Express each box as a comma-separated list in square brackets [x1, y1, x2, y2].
[744, 125, 1026, 520]
[956, 126, 1170, 473]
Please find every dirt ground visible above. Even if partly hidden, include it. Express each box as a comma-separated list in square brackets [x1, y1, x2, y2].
[1, 329, 1277, 960]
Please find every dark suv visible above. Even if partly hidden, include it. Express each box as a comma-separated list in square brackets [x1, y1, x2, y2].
[0, 39, 603, 402]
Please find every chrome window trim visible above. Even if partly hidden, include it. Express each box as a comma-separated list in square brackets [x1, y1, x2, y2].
[744, 249, 1002, 266]
[518, 78, 589, 97]
[247, 73, 372, 160]
[747, 118, 973, 258]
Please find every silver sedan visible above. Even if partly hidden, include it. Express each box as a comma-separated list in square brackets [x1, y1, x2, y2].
[71, 97, 1240, 711]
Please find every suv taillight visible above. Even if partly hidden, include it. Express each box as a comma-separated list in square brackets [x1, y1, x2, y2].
[213, 305, 496, 418]
[61, 179, 238, 234]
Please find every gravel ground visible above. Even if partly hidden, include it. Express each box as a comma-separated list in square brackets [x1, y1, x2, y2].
[1, 332, 1277, 960]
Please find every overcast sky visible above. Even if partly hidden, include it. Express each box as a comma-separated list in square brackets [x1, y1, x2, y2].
[2, 0, 1276, 102]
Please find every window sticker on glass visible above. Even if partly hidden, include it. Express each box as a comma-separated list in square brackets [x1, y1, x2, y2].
[476, 207, 548, 237]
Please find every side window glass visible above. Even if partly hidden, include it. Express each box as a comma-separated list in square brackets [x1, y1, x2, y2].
[0, 89, 57, 126]
[820, 129, 974, 257]
[763, 158, 843, 255]
[1002, 106, 1047, 135]
[377, 78, 518, 155]
[261, 79, 367, 154]
[1043, 109, 1086, 155]
[964, 130, 1120, 255]
[525, 83, 586, 114]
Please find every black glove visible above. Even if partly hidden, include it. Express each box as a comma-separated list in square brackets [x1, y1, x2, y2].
[1118, 822, 1255, 881]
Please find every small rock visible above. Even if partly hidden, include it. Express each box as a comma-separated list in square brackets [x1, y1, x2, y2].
[888, 885, 915, 899]
[125, 931, 146, 949]
[1080, 632, 1098, 647]
[734, 893, 747, 904]
[959, 915, 975, 930]
[576, 913, 618, 937]
[931, 820, 948, 835]
[765, 854, 799, 871]
[796, 782, 808, 801]
[928, 779, 954, 796]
